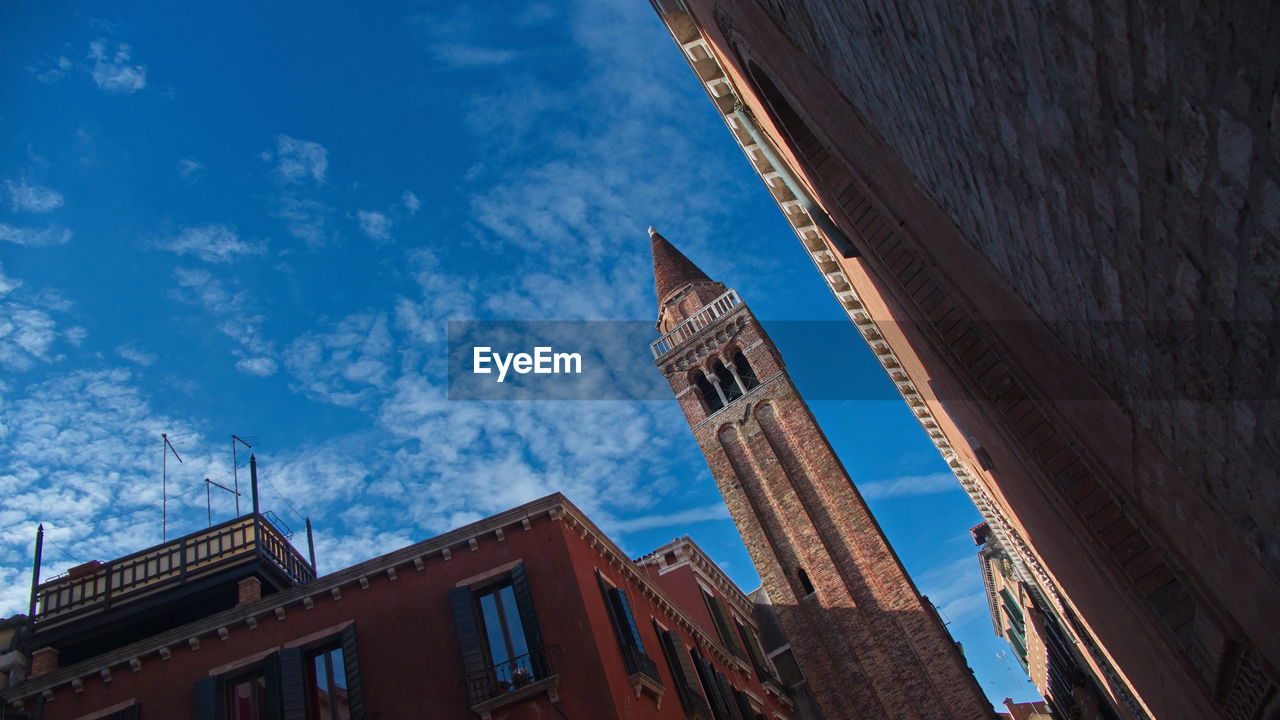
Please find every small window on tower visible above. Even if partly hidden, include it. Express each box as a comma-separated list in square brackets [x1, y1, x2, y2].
[692, 370, 724, 414]
[732, 351, 759, 391]
[796, 567, 815, 597]
[713, 361, 743, 402]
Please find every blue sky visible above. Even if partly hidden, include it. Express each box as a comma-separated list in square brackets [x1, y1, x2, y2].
[1, 0, 1039, 704]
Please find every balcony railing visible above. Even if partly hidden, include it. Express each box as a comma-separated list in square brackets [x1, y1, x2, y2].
[465, 647, 554, 705]
[33, 513, 314, 626]
[650, 289, 741, 359]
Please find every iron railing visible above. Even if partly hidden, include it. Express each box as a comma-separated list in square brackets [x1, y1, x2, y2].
[650, 289, 741, 359]
[33, 513, 314, 626]
[466, 647, 554, 705]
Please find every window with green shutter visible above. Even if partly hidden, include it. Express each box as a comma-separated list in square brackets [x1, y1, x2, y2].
[596, 570, 661, 684]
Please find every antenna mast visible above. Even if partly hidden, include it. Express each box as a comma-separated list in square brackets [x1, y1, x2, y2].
[162, 433, 183, 541]
[231, 434, 254, 516]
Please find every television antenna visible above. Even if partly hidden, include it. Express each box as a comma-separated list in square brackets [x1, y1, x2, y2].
[162, 433, 183, 541]
[231, 434, 257, 516]
[203, 477, 242, 527]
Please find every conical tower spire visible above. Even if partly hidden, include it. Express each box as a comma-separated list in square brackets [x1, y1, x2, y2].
[649, 226, 712, 307]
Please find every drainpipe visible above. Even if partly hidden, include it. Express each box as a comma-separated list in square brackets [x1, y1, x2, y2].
[729, 107, 859, 258]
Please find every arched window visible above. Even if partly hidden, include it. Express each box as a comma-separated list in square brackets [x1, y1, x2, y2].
[713, 361, 743, 402]
[796, 567, 815, 597]
[692, 370, 724, 414]
[732, 350, 759, 391]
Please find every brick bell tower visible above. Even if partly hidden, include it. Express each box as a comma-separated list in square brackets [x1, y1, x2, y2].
[648, 227, 994, 720]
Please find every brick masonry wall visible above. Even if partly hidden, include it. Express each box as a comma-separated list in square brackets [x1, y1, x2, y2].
[742, 0, 1279, 577]
[660, 307, 995, 720]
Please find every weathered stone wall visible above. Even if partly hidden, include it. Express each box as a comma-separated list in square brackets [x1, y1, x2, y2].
[747, 0, 1279, 574]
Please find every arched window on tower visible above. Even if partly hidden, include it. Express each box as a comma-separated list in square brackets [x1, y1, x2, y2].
[796, 567, 815, 597]
[692, 369, 724, 414]
[732, 350, 759, 391]
[713, 361, 743, 402]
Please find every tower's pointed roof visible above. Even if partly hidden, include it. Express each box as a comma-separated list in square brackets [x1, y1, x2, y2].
[649, 226, 712, 306]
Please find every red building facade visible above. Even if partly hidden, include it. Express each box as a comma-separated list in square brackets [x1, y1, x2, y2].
[2, 494, 800, 720]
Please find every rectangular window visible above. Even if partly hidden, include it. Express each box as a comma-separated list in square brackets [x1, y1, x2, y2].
[226, 670, 268, 720]
[653, 620, 711, 718]
[701, 589, 745, 658]
[307, 645, 350, 720]
[735, 620, 775, 683]
[450, 563, 549, 705]
[193, 625, 365, 720]
[478, 582, 534, 684]
[596, 570, 660, 684]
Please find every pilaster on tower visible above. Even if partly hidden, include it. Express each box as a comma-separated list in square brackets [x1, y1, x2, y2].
[650, 228, 995, 720]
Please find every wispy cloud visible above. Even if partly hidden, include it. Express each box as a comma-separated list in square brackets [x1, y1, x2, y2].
[27, 55, 72, 85]
[0, 223, 72, 247]
[399, 190, 421, 216]
[610, 503, 730, 533]
[159, 224, 265, 263]
[0, 304, 59, 371]
[88, 40, 146, 94]
[177, 157, 205, 183]
[916, 554, 988, 626]
[356, 210, 392, 242]
[268, 135, 328, 185]
[116, 344, 157, 367]
[432, 44, 517, 68]
[235, 357, 278, 377]
[263, 135, 332, 246]
[172, 268, 277, 376]
[284, 312, 393, 408]
[6, 180, 65, 213]
[859, 472, 959, 500]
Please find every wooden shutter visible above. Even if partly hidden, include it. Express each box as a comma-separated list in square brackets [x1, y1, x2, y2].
[737, 622, 772, 681]
[706, 596, 745, 658]
[341, 622, 368, 719]
[264, 651, 282, 719]
[596, 570, 628, 649]
[715, 671, 745, 720]
[508, 563, 547, 677]
[732, 688, 756, 720]
[449, 585, 489, 704]
[654, 624, 711, 718]
[693, 654, 735, 720]
[115, 707, 141, 720]
[276, 647, 307, 720]
[192, 676, 223, 720]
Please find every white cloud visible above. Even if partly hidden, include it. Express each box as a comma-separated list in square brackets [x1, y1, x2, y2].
[0, 223, 72, 247]
[916, 554, 988, 626]
[236, 357, 278, 377]
[172, 268, 277, 375]
[264, 137, 332, 246]
[6, 180, 64, 213]
[610, 503, 730, 533]
[88, 40, 146, 94]
[432, 44, 517, 68]
[270, 135, 328, 185]
[177, 157, 205, 182]
[28, 55, 72, 85]
[858, 472, 959, 500]
[0, 265, 20, 297]
[0, 304, 58, 370]
[161, 224, 265, 263]
[400, 190, 421, 215]
[274, 196, 331, 246]
[356, 210, 392, 241]
[0, 368, 229, 615]
[117, 345, 157, 366]
[284, 313, 392, 407]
